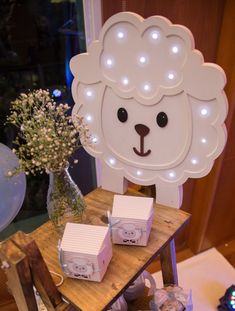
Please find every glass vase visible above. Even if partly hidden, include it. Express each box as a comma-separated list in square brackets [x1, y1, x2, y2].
[46, 166, 86, 233]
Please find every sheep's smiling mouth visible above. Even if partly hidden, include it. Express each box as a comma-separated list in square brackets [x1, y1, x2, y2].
[133, 146, 151, 157]
[133, 134, 151, 157]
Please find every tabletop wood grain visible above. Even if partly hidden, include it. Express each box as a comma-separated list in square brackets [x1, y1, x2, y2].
[31, 188, 190, 311]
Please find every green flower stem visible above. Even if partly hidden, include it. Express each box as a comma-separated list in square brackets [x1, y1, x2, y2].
[47, 167, 86, 230]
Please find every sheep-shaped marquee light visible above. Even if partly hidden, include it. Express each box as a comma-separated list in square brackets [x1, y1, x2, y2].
[71, 12, 228, 208]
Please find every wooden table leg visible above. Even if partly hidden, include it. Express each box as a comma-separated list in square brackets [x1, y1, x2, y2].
[160, 239, 178, 286]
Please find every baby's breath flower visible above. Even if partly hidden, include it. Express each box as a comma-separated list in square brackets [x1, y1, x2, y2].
[6, 89, 91, 175]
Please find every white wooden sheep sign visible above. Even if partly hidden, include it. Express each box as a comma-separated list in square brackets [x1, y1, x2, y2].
[71, 12, 228, 208]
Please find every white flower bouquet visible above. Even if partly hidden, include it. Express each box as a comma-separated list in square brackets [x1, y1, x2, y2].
[6, 89, 90, 176]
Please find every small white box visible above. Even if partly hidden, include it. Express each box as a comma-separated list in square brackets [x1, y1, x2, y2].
[110, 195, 154, 246]
[59, 223, 112, 282]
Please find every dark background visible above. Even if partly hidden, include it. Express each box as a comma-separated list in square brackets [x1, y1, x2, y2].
[0, 0, 96, 226]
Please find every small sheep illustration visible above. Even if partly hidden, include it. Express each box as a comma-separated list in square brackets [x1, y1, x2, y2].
[68, 257, 93, 278]
[70, 12, 228, 208]
[117, 223, 142, 244]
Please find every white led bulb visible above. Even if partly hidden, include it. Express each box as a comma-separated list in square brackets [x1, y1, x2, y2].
[168, 171, 176, 179]
[171, 45, 179, 54]
[108, 158, 116, 166]
[117, 31, 124, 39]
[85, 114, 93, 122]
[122, 77, 129, 86]
[200, 108, 209, 116]
[143, 83, 151, 92]
[191, 158, 198, 165]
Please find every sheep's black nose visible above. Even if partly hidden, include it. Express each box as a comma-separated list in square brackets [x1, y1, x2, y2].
[135, 124, 150, 137]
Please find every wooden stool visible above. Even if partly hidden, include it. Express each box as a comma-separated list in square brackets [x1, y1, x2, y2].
[0, 231, 76, 311]
[0, 188, 190, 310]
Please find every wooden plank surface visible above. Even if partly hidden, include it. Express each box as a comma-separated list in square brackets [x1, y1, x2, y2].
[31, 188, 190, 311]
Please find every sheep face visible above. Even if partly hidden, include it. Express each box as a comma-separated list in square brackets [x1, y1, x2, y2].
[68, 258, 93, 277]
[70, 12, 228, 208]
[118, 223, 142, 244]
[102, 88, 191, 169]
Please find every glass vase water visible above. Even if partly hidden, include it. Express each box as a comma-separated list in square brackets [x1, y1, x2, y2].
[46, 166, 86, 233]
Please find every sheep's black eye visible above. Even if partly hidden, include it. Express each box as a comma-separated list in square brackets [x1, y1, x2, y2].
[117, 108, 128, 122]
[156, 112, 168, 127]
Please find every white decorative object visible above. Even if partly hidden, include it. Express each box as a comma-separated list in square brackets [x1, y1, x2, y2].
[0, 143, 26, 231]
[71, 12, 228, 208]
[150, 286, 193, 311]
[109, 195, 153, 246]
[59, 223, 112, 282]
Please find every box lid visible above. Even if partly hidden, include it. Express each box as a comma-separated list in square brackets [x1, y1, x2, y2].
[60, 223, 110, 255]
[112, 195, 153, 220]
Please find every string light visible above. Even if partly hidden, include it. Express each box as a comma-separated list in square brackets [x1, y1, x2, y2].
[200, 108, 209, 116]
[85, 89, 93, 98]
[52, 88, 62, 98]
[168, 72, 175, 80]
[117, 31, 124, 39]
[108, 158, 116, 166]
[122, 77, 129, 86]
[191, 158, 198, 165]
[85, 114, 93, 122]
[139, 56, 147, 64]
[105, 58, 114, 68]
[151, 31, 159, 40]
[143, 83, 151, 92]
[168, 171, 176, 179]
[171, 45, 179, 54]
[91, 135, 99, 144]
[136, 170, 142, 176]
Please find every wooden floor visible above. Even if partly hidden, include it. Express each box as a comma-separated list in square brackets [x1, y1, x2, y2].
[1, 239, 235, 311]
[217, 239, 235, 267]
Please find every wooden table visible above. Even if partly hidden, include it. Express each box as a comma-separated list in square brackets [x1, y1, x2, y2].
[30, 187, 190, 311]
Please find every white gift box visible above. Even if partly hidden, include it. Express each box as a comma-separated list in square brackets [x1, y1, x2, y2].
[110, 195, 154, 246]
[59, 223, 112, 282]
[150, 286, 193, 311]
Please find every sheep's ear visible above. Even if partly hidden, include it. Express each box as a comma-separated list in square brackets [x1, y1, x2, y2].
[70, 41, 101, 83]
[184, 51, 226, 100]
